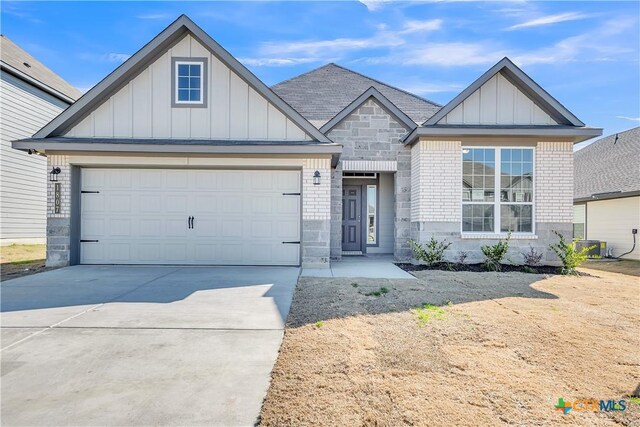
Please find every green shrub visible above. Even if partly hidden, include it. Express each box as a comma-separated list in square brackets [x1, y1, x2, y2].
[481, 233, 511, 271]
[549, 230, 595, 275]
[408, 236, 452, 266]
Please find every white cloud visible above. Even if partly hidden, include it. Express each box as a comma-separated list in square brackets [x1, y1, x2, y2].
[104, 53, 130, 63]
[260, 33, 404, 57]
[79, 52, 131, 64]
[137, 13, 174, 20]
[616, 116, 640, 122]
[239, 57, 321, 67]
[512, 17, 637, 66]
[506, 12, 590, 30]
[400, 19, 443, 34]
[400, 81, 465, 95]
[359, 0, 392, 11]
[406, 42, 507, 66]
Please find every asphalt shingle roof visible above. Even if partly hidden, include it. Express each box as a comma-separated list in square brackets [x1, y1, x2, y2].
[271, 63, 441, 127]
[1, 35, 82, 101]
[574, 127, 640, 200]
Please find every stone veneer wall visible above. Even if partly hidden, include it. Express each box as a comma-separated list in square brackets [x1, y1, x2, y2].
[410, 139, 574, 265]
[327, 98, 413, 260]
[44, 155, 332, 268]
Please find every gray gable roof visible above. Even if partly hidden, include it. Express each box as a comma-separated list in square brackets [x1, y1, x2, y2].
[271, 63, 441, 126]
[574, 127, 640, 201]
[31, 15, 330, 143]
[0, 35, 81, 103]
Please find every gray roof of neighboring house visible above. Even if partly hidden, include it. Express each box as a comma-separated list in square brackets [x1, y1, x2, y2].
[574, 127, 640, 201]
[271, 63, 441, 127]
[0, 35, 81, 102]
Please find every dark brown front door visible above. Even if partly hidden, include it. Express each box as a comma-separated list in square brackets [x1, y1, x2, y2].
[342, 185, 362, 251]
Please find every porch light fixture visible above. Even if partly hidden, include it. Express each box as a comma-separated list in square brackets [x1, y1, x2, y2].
[49, 167, 61, 182]
[313, 170, 321, 185]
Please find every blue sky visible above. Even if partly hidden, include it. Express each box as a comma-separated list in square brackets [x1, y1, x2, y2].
[2, 1, 638, 147]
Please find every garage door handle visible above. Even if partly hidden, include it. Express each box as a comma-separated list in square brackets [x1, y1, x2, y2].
[282, 241, 300, 244]
[188, 216, 193, 229]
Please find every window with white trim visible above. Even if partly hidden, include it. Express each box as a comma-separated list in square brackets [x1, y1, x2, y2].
[462, 147, 534, 233]
[173, 59, 205, 105]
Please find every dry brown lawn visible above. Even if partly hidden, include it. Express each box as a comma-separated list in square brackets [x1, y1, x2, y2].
[260, 267, 640, 426]
[0, 244, 53, 281]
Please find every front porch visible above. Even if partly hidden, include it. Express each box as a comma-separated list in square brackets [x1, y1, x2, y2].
[331, 162, 412, 262]
[301, 254, 414, 279]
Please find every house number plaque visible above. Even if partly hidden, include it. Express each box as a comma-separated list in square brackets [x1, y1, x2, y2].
[54, 183, 61, 214]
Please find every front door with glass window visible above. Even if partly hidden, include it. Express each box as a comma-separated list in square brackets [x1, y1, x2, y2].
[342, 185, 362, 251]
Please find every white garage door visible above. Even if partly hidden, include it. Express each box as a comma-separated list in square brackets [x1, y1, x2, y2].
[80, 169, 301, 265]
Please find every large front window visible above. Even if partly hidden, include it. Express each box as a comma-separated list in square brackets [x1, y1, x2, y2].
[462, 147, 534, 233]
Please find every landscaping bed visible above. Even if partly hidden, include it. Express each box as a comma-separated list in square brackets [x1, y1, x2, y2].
[260, 269, 639, 426]
[396, 262, 565, 275]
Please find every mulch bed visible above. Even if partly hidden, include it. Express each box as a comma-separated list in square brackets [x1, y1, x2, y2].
[396, 262, 591, 276]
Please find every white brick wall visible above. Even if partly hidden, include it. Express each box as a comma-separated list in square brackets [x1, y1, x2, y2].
[302, 158, 331, 220]
[536, 141, 573, 223]
[47, 154, 71, 218]
[411, 139, 462, 222]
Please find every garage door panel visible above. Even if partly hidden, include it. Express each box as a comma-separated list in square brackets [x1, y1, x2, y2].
[139, 219, 162, 237]
[109, 170, 133, 189]
[108, 195, 131, 213]
[109, 218, 131, 237]
[137, 243, 161, 262]
[165, 218, 190, 237]
[139, 195, 162, 213]
[221, 196, 243, 214]
[81, 243, 104, 264]
[82, 169, 106, 189]
[82, 194, 105, 212]
[194, 218, 218, 237]
[278, 197, 300, 215]
[81, 169, 300, 265]
[81, 218, 105, 239]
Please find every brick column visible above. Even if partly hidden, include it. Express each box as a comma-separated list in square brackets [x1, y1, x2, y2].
[46, 154, 72, 267]
[302, 158, 331, 268]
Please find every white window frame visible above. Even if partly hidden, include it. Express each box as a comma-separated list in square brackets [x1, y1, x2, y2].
[174, 60, 205, 105]
[461, 146, 536, 236]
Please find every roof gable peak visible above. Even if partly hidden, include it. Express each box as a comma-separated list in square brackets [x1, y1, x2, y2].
[423, 57, 585, 127]
[320, 86, 417, 133]
[33, 14, 330, 143]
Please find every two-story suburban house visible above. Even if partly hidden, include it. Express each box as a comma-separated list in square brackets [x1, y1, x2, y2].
[12, 15, 602, 268]
[1, 35, 81, 245]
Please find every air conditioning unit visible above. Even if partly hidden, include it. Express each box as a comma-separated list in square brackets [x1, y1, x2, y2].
[575, 240, 607, 258]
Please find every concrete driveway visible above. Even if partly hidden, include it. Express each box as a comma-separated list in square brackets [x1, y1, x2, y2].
[1, 265, 299, 426]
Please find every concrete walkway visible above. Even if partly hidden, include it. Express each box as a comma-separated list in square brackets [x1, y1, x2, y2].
[302, 255, 415, 279]
[1, 265, 299, 426]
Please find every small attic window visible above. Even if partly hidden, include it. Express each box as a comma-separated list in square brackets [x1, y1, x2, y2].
[23, 62, 31, 68]
[171, 57, 207, 108]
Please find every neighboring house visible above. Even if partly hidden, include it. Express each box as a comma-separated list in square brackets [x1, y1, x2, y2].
[12, 15, 602, 268]
[573, 127, 639, 260]
[1, 35, 81, 245]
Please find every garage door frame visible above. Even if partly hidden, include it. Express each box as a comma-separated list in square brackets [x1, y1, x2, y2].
[71, 166, 303, 266]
